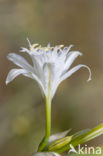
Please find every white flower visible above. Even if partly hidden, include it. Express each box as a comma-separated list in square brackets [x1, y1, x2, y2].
[6, 39, 91, 99]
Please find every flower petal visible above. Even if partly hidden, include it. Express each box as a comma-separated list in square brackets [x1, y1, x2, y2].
[63, 51, 82, 73]
[51, 64, 91, 98]
[61, 64, 91, 82]
[6, 68, 28, 85]
[63, 44, 73, 54]
[7, 53, 33, 71]
[6, 68, 45, 95]
[20, 47, 30, 53]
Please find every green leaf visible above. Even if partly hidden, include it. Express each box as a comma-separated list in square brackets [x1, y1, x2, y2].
[72, 129, 90, 140]
[47, 123, 103, 154]
[70, 123, 103, 147]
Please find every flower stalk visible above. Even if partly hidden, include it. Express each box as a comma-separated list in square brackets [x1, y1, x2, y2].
[38, 66, 52, 151]
[45, 94, 51, 141]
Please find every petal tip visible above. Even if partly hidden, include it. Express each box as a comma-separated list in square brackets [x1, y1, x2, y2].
[87, 77, 92, 82]
[5, 79, 9, 85]
[7, 53, 14, 60]
[80, 52, 83, 56]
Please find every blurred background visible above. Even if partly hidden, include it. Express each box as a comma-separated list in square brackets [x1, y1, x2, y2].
[0, 0, 103, 155]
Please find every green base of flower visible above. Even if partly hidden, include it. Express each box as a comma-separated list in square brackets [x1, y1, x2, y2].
[37, 137, 49, 152]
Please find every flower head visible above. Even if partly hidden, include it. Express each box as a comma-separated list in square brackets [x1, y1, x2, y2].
[6, 39, 91, 99]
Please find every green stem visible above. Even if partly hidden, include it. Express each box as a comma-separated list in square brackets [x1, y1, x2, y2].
[37, 95, 51, 152]
[38, 65, 51, 151]
[45, 94, 51, 139]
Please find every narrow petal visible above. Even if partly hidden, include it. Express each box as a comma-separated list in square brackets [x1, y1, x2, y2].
[31, 72, 46, 96]
[64, 51, 82, 72]
[7, 53, 33, 71]
[63, 44, 73, 54]
[20, 47, 42, 56]
[6, 68, 28, 85]
[51, 64, 91, 98]
[6, 68, 45, 96]
[61, 64, 91, 82]
[20, 47, 30, 53]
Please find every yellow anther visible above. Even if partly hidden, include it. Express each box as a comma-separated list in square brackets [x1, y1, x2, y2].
[57, 45, 64, 49]
[30, 44, 40, 51]
[29, 44, 63, 52]
[32, 43, 39, 48]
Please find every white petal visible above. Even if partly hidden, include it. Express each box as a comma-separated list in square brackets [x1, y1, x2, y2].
[31, 72, 46, 96]
[51, 64, 91, 98]
[43, 63, 50, 89]
[6, 68, 45, 95]
[63, 44, 73, 54]
[20, 47, 30, 53]
[20, 47, 43, 56]
[64, 51, 82, 72]
[61, 64, 91, 82]
[7, 53, 33, 71]
[6, 68, 28, 85]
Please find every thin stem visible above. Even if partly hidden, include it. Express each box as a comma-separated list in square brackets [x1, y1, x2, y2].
[37, 65, 51, 151]
[37, 95, 51, 152]
[45, 64, 51, 139]
[45, 93, 51, 139]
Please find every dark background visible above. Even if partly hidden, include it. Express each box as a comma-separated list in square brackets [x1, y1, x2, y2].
[0, 0, 103, 155]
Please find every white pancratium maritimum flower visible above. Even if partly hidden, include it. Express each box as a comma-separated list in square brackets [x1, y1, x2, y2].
[6, 39, 91, 99]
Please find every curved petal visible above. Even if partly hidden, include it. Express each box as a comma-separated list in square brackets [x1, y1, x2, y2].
[20, 47, 30, 53]
[6, 68, 28, 85]
[31, 72, 46, 96]
[7, 53, 33, 72]
[61, 64, 91, 82]
[6, 68, 45, 95]
[63, 51, 82, 72]
[63, 44, 73, 54]
[51, 64, 91, 98]
[20, 47, 40, 56]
